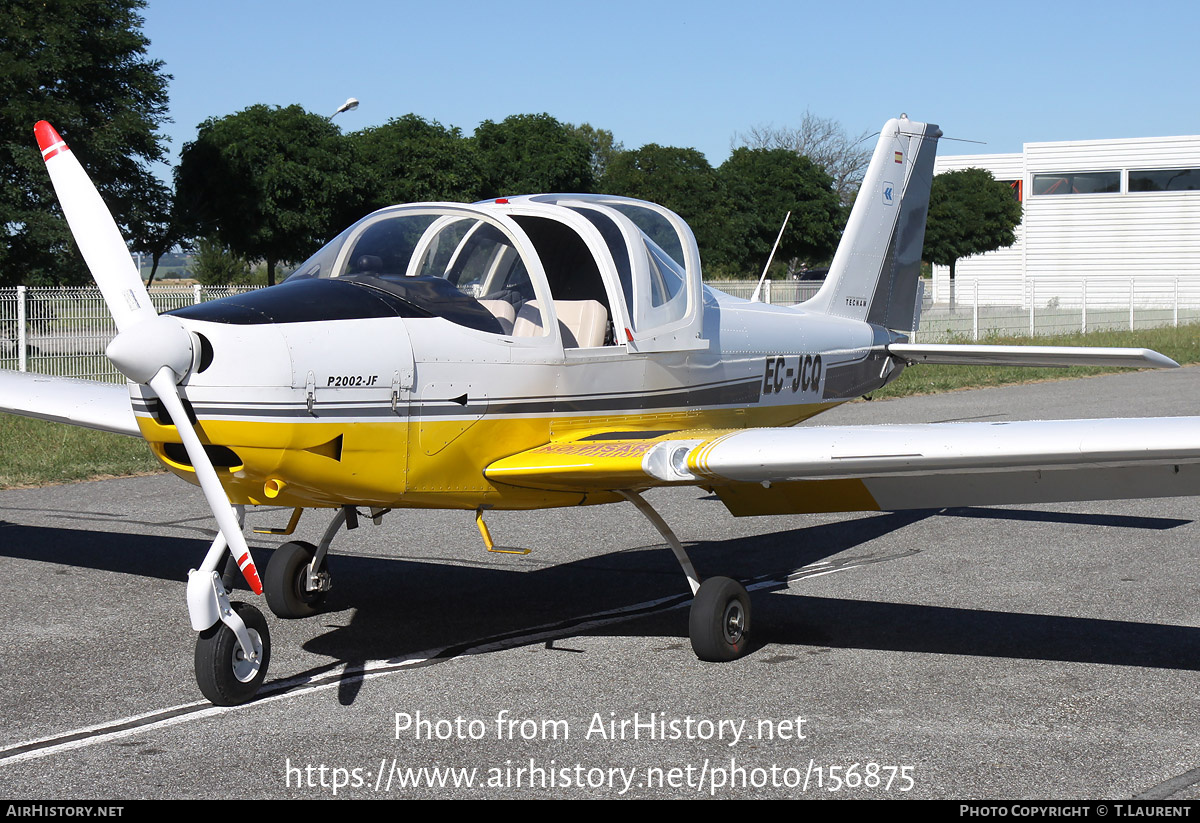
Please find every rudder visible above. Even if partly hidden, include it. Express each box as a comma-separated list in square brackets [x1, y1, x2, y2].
[802, 116, 941, 332]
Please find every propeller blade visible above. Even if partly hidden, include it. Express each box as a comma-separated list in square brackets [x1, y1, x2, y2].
[35, 122, 156, 333]
[35, 121, 262, 595]
[149, 369, 263, 595]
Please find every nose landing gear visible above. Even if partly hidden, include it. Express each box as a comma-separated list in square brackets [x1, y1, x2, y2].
[194, 600, 270, 707]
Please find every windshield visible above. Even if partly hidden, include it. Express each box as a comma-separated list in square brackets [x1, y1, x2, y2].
[285, 210, 539, 334]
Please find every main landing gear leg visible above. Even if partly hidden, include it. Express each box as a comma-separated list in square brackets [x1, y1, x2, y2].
[617, 490, 751, 662]
[263, 507, 343, 619]
[261, 505, 391, 619]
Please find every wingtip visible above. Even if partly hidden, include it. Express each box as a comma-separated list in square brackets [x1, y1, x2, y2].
[1155, 351, 1181, 369]
[34, 121, 68, 158]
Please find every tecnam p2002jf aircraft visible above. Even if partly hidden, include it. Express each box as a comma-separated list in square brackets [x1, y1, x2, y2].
[9, 116, 1200, 705]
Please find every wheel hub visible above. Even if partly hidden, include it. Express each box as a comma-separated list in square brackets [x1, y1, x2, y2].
[231, 628, 263, 683]
[722, 601, 745, 645]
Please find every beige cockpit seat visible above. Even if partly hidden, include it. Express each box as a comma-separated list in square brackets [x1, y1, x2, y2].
[513, 300, 608, 348]
[478, 299, 517, 335]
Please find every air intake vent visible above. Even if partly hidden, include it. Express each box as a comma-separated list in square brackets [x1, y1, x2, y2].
[162, 442, 243, 469]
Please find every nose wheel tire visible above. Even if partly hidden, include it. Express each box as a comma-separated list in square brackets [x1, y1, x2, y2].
[264, 540, 327, 619]
[689, 576, 751, 662]
[194, 601, 270, 706]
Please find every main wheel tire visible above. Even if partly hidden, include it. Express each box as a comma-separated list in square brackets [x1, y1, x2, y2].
[194, 601, 270, 706]
[689, 576, 751, 662]
[264, 540, 326, 619]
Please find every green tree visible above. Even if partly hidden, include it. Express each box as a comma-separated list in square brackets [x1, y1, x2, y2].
[189, 237, 252, 285]
[175, 104, 362, 285]
[351, 114, 483, 209]
[472, 114, 593, 197]
[924, 168, 1023, 309]
[126, 175, 180, 285]
[0, 0, 170, 286]
[600, 144, 728, 267]
[733, 111, 872, 206]
[717, 147, 843, 277]
[567, 123, 623, 181]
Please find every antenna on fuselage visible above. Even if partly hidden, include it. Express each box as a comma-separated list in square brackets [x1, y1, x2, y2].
[749, 210, 791, 303]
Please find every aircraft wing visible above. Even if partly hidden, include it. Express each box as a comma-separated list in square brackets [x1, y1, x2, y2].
[485, 418, 1200, 516]
[0, 370, 139, 436]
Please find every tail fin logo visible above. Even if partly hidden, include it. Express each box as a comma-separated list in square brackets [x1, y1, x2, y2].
[883, 182, 895, 206]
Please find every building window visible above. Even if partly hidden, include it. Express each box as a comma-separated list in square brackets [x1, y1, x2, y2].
[1031, 171, 1120, 195]
[1128, 168, 1200, 192]
[998, 179, 1023, 202]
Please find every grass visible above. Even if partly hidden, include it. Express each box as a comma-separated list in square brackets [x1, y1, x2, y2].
[1, 324, 1198, 489]
[0, 414, 160, 488]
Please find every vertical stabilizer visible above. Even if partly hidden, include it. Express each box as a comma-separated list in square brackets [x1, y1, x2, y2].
[801, 117, 941, 332]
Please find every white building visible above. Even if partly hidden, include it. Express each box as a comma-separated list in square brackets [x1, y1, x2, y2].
[931, 134, 1200, 308]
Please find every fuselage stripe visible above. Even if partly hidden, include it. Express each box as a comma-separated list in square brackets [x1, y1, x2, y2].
[130, 379, 765, 421]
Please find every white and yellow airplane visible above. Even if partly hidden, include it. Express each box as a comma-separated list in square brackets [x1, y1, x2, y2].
[7, 117, 1199, 706]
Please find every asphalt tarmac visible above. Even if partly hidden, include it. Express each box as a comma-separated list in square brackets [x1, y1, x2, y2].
[1, 367, 1199, 799]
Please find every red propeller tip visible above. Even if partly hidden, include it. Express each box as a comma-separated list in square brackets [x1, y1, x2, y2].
[244, 567, 264, 596]
[34, 121, 68, 158]
[236, 552, 264, 596]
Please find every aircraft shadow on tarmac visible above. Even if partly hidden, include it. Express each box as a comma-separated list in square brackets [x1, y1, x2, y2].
[2, 505, 1197, 706]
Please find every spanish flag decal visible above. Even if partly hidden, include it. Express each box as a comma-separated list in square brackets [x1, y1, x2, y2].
[894, 151, 903, 163]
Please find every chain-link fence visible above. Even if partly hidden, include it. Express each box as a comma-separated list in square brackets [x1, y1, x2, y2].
[0, 285, 257, 382]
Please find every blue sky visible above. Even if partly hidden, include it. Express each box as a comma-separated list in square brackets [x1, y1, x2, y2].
[141, 0, 1199, 168]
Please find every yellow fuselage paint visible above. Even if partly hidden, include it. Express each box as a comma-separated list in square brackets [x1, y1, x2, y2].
[137, 400, 841, 511]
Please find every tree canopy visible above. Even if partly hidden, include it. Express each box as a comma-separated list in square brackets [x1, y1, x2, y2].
[351, 114, 483, 209]
[733, 111, 872, 205]
[0, 0, 170, 286]
[472, 114, 593, 197]
[717, 147, 843, 275]
[924, 168, 1023, 278]
[600, 143, 727, 264]
[567, 123, 623, 181]
[175, 104, 362, 285]
[125, 174, 179, 284]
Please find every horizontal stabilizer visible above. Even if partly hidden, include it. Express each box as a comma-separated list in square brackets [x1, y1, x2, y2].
[0, 370, 138, 436]
[888, 343, 1179, 369]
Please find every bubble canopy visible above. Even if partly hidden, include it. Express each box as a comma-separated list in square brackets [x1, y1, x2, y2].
[173, 197, 707, 352]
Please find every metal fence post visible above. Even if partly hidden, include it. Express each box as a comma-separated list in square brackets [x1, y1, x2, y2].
[972, 280, 979, 341]
[1029, 280, 1035, 337]
[763, 279, 771, 305]
[1129, 279, 1135, 331]
[1081, 280, 1087, 334]
[16, 285, 26, 373]
[1174, 278, 1179, 327]
[193, 283, 202, 304]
